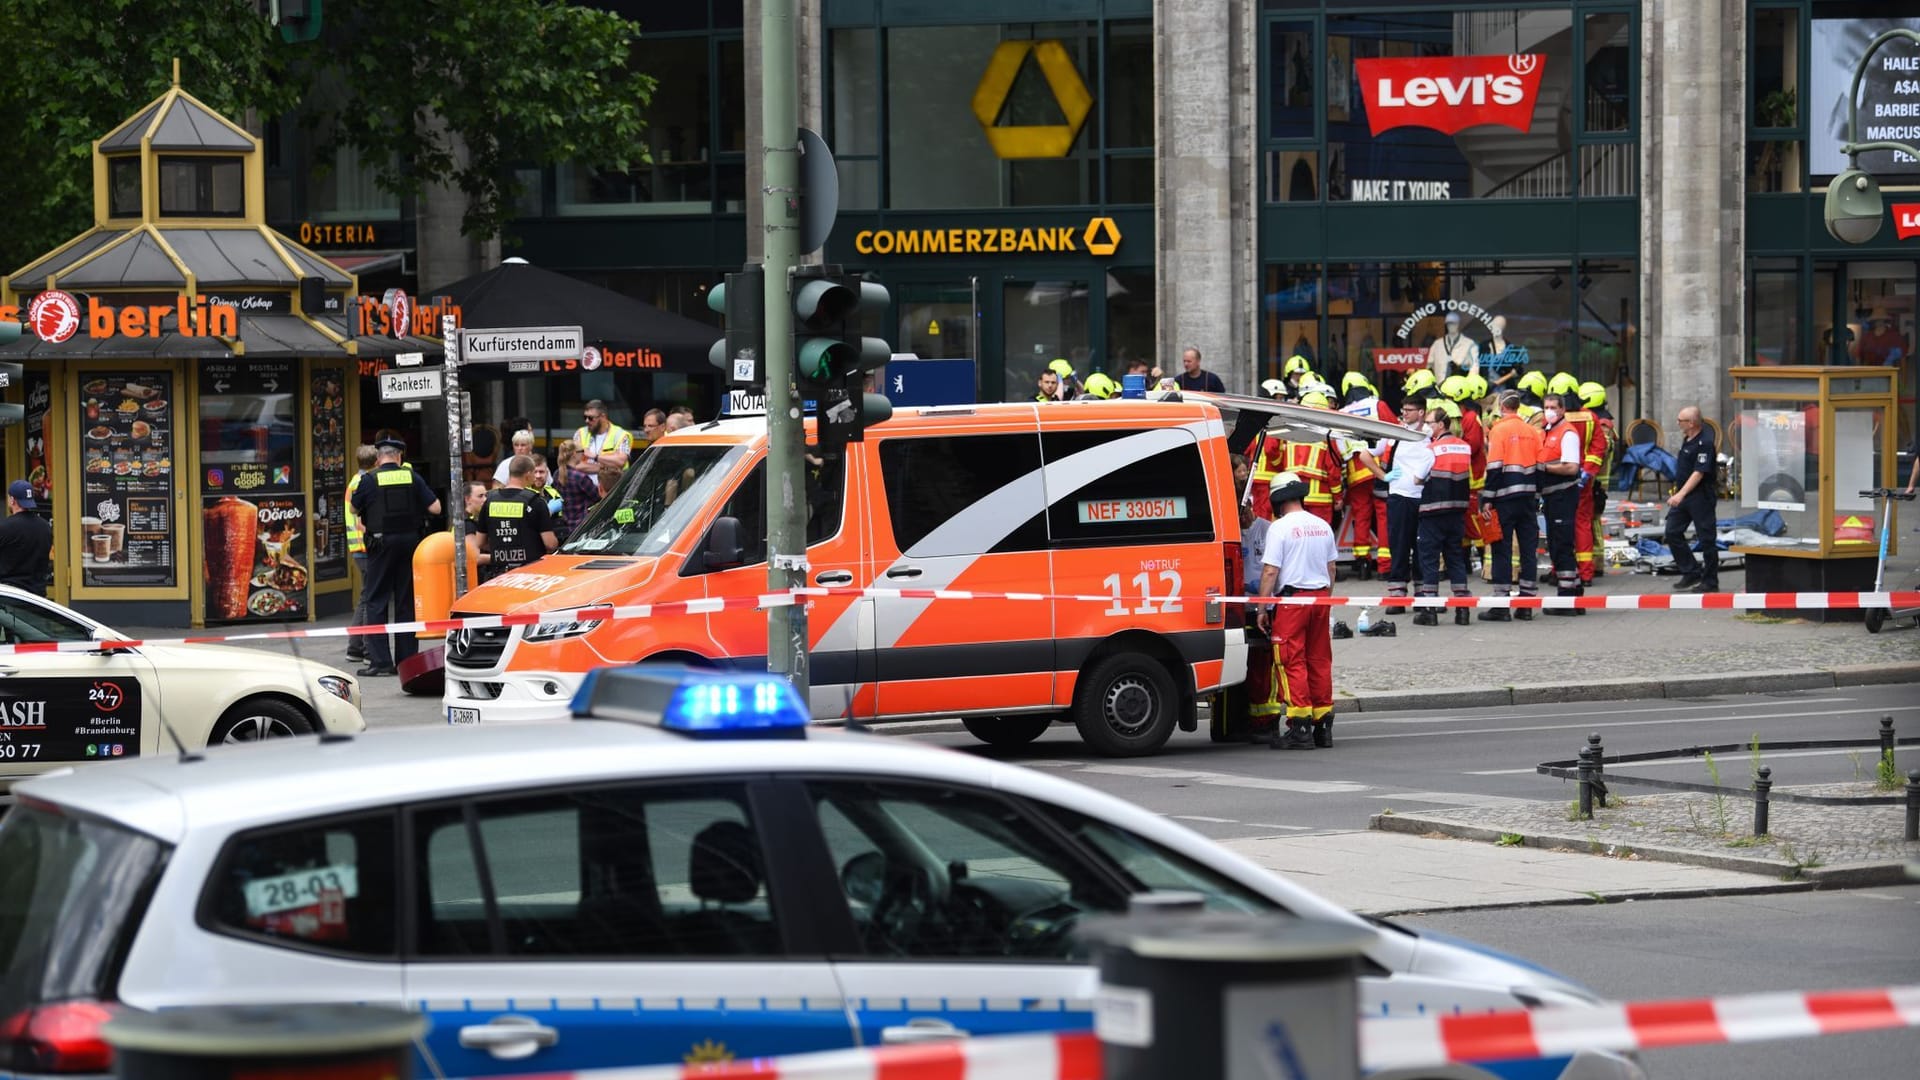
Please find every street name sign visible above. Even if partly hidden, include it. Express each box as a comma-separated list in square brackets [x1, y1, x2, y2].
[459, 326, 584, 365]
[378, 367, 445, 403]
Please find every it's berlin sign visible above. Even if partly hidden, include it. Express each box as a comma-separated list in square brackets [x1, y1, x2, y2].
[1356, 54, 1546, 136]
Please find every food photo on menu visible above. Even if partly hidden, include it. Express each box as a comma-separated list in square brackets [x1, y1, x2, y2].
[203, 495, 310, 622]
[78, 371, 176, 584]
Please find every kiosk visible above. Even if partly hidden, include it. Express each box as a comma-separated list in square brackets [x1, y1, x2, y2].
[1729, 365, 1900, 620]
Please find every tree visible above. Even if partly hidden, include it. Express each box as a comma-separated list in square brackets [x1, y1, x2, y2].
[0, 0, 654, 272]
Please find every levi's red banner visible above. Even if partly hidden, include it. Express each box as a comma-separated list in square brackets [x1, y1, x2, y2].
[1894, 204, 1920, 241]
[1355, 54, 1547, 137]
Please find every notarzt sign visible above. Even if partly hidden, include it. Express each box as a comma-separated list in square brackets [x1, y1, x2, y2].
[1355, 54, 1546, 136]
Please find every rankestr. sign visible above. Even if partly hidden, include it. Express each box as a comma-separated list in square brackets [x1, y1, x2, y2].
[1355, 54, 1546, 136]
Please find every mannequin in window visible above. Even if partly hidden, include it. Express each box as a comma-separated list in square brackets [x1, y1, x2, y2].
[1857, 308, 1907, 368]
[1289, 39, 1312, 105]
[1482, 315, 1519, 388]
[1427, 311, 1479, 380]
[1289, 158, 1316, 202]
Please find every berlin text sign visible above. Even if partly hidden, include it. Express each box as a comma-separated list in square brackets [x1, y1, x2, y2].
[378, 367, 446, 403]
[459, 326, 585, 365]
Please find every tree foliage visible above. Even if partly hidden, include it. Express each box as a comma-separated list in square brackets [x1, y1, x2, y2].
[0, 0, 654, 272]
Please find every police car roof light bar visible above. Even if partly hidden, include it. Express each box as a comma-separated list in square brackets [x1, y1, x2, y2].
[570, 664, 809, 739]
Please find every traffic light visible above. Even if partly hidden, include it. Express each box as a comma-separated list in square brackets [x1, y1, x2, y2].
[707, 266, 765, 387]
[0, 319, 20, 346]
[791, 266, 891, 390]
[274, 0, 323, 43]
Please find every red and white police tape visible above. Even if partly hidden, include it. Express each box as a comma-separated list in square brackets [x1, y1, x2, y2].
[485, 984, 1920, 1080]
[4, 587, 1918, 656]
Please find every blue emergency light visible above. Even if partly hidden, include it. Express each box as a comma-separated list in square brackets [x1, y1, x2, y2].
[569, 663, 809, 738]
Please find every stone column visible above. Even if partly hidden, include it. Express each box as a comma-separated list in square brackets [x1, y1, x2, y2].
[1156, 0, 1256, 392]
[1639, 0, 1746, 430]
[746, 0, 824, 265]
[415, 115, 498, 292]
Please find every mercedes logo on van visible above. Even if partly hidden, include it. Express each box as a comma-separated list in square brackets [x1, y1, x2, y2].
[447, 629, 470, 658]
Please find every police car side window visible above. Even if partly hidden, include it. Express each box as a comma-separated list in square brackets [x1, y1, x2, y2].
[202, 812, 399, 958]
[412, 783, 780, 958]
[878, 435, 1048, 555]
[806, 780, 1127, 961]
[1040, 430, 1214, 546]
[1040, 806, 1276, 915]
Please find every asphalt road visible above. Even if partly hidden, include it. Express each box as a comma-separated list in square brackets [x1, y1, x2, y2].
[917, 683, 1920, 840]
[1399, 885, 1920, 1080]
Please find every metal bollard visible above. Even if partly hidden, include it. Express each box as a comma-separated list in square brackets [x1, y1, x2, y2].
[1588, 732, 1608, 808]
[1906, 770, 1920, 844]
[103, 1005, 423, 1080]
[1753, 766, 1771, 837]
[1577, 746, 1594, 820]
[1083, 912, 1371, 1080]
[1881, 716, 1896, 761]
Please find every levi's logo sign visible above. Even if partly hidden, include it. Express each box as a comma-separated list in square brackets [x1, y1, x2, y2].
[1355, 54, 1546, 137]
[1895, 204, 1920, 241]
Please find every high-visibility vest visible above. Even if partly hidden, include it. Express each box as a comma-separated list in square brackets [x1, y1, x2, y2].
[1420, 436, 1474, 514]
[345, 470, 367, 555]
[1283, 439, 1341, 509]
[1540, 420, 1583, 495]
[1484, 415, 1543, 502]
[573, 422, 634, 458]
[1564, 408, 1607, 481]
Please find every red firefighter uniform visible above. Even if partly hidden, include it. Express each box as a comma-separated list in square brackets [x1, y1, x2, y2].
[1562, 407, 1609, 584]
[1284, 438, 1342, 525]
[1458, 405, 1488, 553]
[1247, 432, 1284, 521]
[1371, 439, 1397, 575]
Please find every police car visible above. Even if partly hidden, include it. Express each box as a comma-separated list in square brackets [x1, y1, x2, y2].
[0, 585, 364, 797]
[0, 667, 1637, 1080]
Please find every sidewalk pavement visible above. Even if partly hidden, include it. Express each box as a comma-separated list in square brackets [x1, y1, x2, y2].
[1216, 829, 1796, 916]
[1329, 550, 1920, 710]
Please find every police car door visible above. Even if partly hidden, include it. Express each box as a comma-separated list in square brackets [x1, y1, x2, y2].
[0, 594, 157, 786]
[402, 778, 853, 1075]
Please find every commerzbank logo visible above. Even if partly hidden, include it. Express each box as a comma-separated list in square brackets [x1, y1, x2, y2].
[972, 40, 1092, 159]
[853, 216, 1122, 258]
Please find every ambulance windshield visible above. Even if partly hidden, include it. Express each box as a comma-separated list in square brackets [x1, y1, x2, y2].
[561, 443, 749, 557]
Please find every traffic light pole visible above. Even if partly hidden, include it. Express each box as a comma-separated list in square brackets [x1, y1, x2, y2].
[761, 0, 809, 697]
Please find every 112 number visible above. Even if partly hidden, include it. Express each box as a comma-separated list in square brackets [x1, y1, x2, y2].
[1103, 571, 1184, 616]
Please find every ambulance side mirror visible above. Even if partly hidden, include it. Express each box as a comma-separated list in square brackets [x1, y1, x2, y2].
[702, 516, 747, 571]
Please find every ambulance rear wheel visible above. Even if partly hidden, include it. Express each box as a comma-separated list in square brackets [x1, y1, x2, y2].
[962, 715, 1054, 747]
[1074, 653, 1177, 757]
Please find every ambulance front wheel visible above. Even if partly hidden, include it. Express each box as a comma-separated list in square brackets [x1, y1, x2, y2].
[961, 715, 1055, 747]
[1074, 653, 1178, 757]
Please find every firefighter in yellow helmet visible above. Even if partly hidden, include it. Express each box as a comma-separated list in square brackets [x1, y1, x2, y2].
[1515, 370, 1548, 423]
[1579, 380, 1619, 580]
[1401, 368, 1437, 410]
[1082, 372, 1119, 400]
[1285, 391, 1343, 527]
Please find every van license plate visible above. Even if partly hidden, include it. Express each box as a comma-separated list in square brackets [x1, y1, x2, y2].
[447, 707, 481, 725]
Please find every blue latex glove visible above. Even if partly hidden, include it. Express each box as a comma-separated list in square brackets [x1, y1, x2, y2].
[547, 496, 564, 515]
[1384, 466, 1405, 483]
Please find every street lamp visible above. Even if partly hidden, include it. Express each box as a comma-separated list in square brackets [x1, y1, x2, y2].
[1823, 28, 1920, 244]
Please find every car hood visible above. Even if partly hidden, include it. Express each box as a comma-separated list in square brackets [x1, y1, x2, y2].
[450, 554, 666, 615]
[1405, 926, 1601, 1004]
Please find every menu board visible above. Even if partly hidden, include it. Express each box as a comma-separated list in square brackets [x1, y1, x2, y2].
[78, 370, 176, 587]
[311, 367, 350, 582]
[24, 372, 51, 508]
[202, 494, 310, 623]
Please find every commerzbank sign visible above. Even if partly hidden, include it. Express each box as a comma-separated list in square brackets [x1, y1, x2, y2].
[853, 217, 1121, 258]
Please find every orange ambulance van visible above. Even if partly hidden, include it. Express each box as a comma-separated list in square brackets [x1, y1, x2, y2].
[442, 393, 1411, 755]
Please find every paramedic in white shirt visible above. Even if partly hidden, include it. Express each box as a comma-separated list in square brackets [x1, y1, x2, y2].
[1382, 395, 1434, 605]
[1257, 471, 1341, 751]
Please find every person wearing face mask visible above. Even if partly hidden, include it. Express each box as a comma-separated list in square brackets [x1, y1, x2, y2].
[1538, 394, 1587, 613]
[1413, 402, 1474, 627]
[1481, 393, 1542, 621]
[1380, 395, 1433, 612]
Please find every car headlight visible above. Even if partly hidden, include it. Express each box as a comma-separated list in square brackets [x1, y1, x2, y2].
[523, 617, 604, 643]
[316, 675, 354, 703]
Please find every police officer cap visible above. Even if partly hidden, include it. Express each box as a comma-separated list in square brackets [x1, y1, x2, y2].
[375, 435, 407, 452]
[1268, 471, 1310, 509]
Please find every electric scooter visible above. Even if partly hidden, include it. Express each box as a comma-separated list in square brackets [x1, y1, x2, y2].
[1862, 487, 1919, 634]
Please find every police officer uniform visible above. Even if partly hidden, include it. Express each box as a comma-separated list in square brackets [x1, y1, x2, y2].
[479, 485, 554, 581]
[349, 438, 441, 675]
[1667, 426, 1719, 591]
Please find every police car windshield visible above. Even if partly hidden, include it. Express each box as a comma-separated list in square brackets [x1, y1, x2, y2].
[561, 443, 747, 557]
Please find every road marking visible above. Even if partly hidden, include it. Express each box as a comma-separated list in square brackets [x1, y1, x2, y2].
[1072, 763, 1371, 795]
[1370, 791, 1542, 808]
[1172, 814, 1236, 823]
[1342, 697, 1859, 726]
[1245, 823, 1316, 831]
[1339, 704, 1920, 742]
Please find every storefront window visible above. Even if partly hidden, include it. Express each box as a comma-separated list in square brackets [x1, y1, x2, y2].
[159, 157, 244, 217]
[1327, 9, 1575, 202]
[1004, 278, 1090, 401]
[1750, 258, 1802, 365]
[1269, 20, 1316, 141]
[832, 28, 880, 210]
[1576, 259, 1637, 421]
[1107, 268, 1156, 373]
[1262, 265, 1323, 381]
[1748, 7, 1803, 193]
[1583, 12, 1631, 134]
[1266, 150, 1320, 202]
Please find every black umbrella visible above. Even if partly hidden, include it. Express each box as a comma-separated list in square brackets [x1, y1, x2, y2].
[421, 258, 717, 375]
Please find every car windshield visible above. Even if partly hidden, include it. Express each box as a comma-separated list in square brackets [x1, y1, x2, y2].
[0, 806, 167, 1016]
[561, 443, 748, 557]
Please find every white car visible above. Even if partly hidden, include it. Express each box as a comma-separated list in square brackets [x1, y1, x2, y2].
[0, 667, 1636, 1080]
[0, 584, 364, 795]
